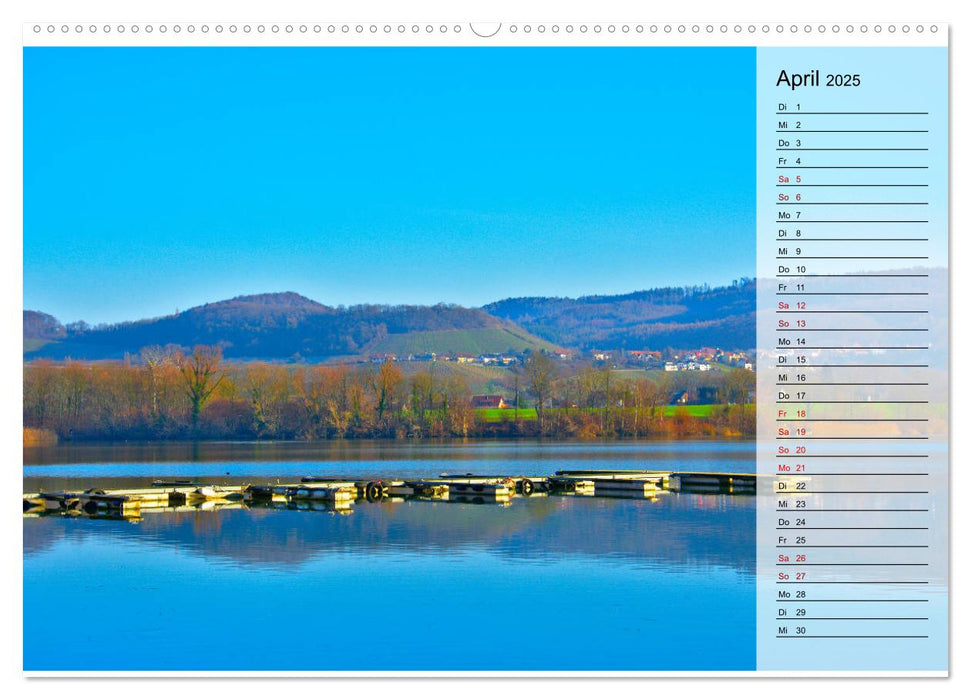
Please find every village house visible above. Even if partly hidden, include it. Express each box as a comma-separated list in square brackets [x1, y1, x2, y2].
[478, 353, 518, 366]
[719, 351, 750, 367]
[670, 391, 690, 405]
[470, 395, 508, 409]
[627, 350, 662, 362]
[665, 360, 712, 372]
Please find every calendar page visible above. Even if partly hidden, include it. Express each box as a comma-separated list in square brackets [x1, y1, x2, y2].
[19, 19, 948, 677]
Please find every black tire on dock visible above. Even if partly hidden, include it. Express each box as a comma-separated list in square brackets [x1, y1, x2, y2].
[83, 500, 100, 514]
[520, 478, 535, 496]
[84, 488, 106, 495]
[365, 481, 383, 502]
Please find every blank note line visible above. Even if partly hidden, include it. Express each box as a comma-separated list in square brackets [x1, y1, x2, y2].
[774, 111, 928, 115]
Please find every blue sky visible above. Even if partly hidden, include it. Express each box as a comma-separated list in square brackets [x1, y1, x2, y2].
[24, 47, 754, 324]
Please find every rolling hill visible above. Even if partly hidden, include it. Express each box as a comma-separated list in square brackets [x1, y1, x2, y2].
[483, 280, 756, 351]
[23, 293, 553, 361]
[24, 280, 756, 362]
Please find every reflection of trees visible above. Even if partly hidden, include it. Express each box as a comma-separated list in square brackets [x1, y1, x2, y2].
[23, 496, 756, 576]
[191, 510, 223, 536]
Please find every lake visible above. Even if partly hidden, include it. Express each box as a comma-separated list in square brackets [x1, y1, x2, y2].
[23, 439, 756, 672]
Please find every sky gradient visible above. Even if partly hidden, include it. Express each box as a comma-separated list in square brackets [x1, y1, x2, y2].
[24, 47, 755, 324]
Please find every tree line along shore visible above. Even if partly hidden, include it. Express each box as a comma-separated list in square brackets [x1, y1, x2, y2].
[24, 345, 755, 443]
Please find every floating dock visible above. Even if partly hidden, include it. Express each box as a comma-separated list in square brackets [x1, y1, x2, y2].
[22, 484, 247, 518]
[23, 469, 757, 519]
[552, 469, 756, 494]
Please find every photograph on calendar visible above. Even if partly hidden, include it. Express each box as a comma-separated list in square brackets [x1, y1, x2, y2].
[21, 26, 948, 676]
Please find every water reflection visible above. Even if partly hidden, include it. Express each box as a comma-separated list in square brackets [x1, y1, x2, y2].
[24, 442, 757, 671]
[25, 493, 754, 573]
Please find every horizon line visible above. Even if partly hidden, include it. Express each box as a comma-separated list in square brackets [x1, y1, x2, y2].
[24, 278, 756, 326]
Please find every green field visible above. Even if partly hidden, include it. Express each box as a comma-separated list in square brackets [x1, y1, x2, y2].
[368, 326, 554, 356]
[662, 404, 719, 417]
[474, 404, 734, 422]
[475, 407, 539, 422]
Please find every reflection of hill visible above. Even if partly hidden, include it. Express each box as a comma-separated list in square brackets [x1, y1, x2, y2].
[24, 495, 754, 575]
[23, 516, 68, 557]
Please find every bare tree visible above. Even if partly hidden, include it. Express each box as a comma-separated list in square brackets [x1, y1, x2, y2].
[243, 361, 290, 436]
[323, 366, 352, 437]
[174, 345, 226, 431]
[723, 368, 754, 406]
[141, 345, 173, 419]
[594, 367, 612, 435]
[367, 359, 403, 425]
[523, 352, 557, 432]
[23, 360, 56, 429]
[507, 362, 523, 422]
[441, 373, 471, 436]
[409, 369, 436, 435]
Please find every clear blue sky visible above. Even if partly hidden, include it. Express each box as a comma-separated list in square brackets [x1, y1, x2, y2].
[24, 47, 755, 324]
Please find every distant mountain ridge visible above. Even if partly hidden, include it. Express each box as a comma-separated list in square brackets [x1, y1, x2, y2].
[483, 281, 756, 351]
[23, 292, 553, 361]
[24, 282, 755, 361]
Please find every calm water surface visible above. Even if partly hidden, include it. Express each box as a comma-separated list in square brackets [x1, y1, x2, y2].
[24, 440, 755, 671]
[24, 438, 754, 478]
